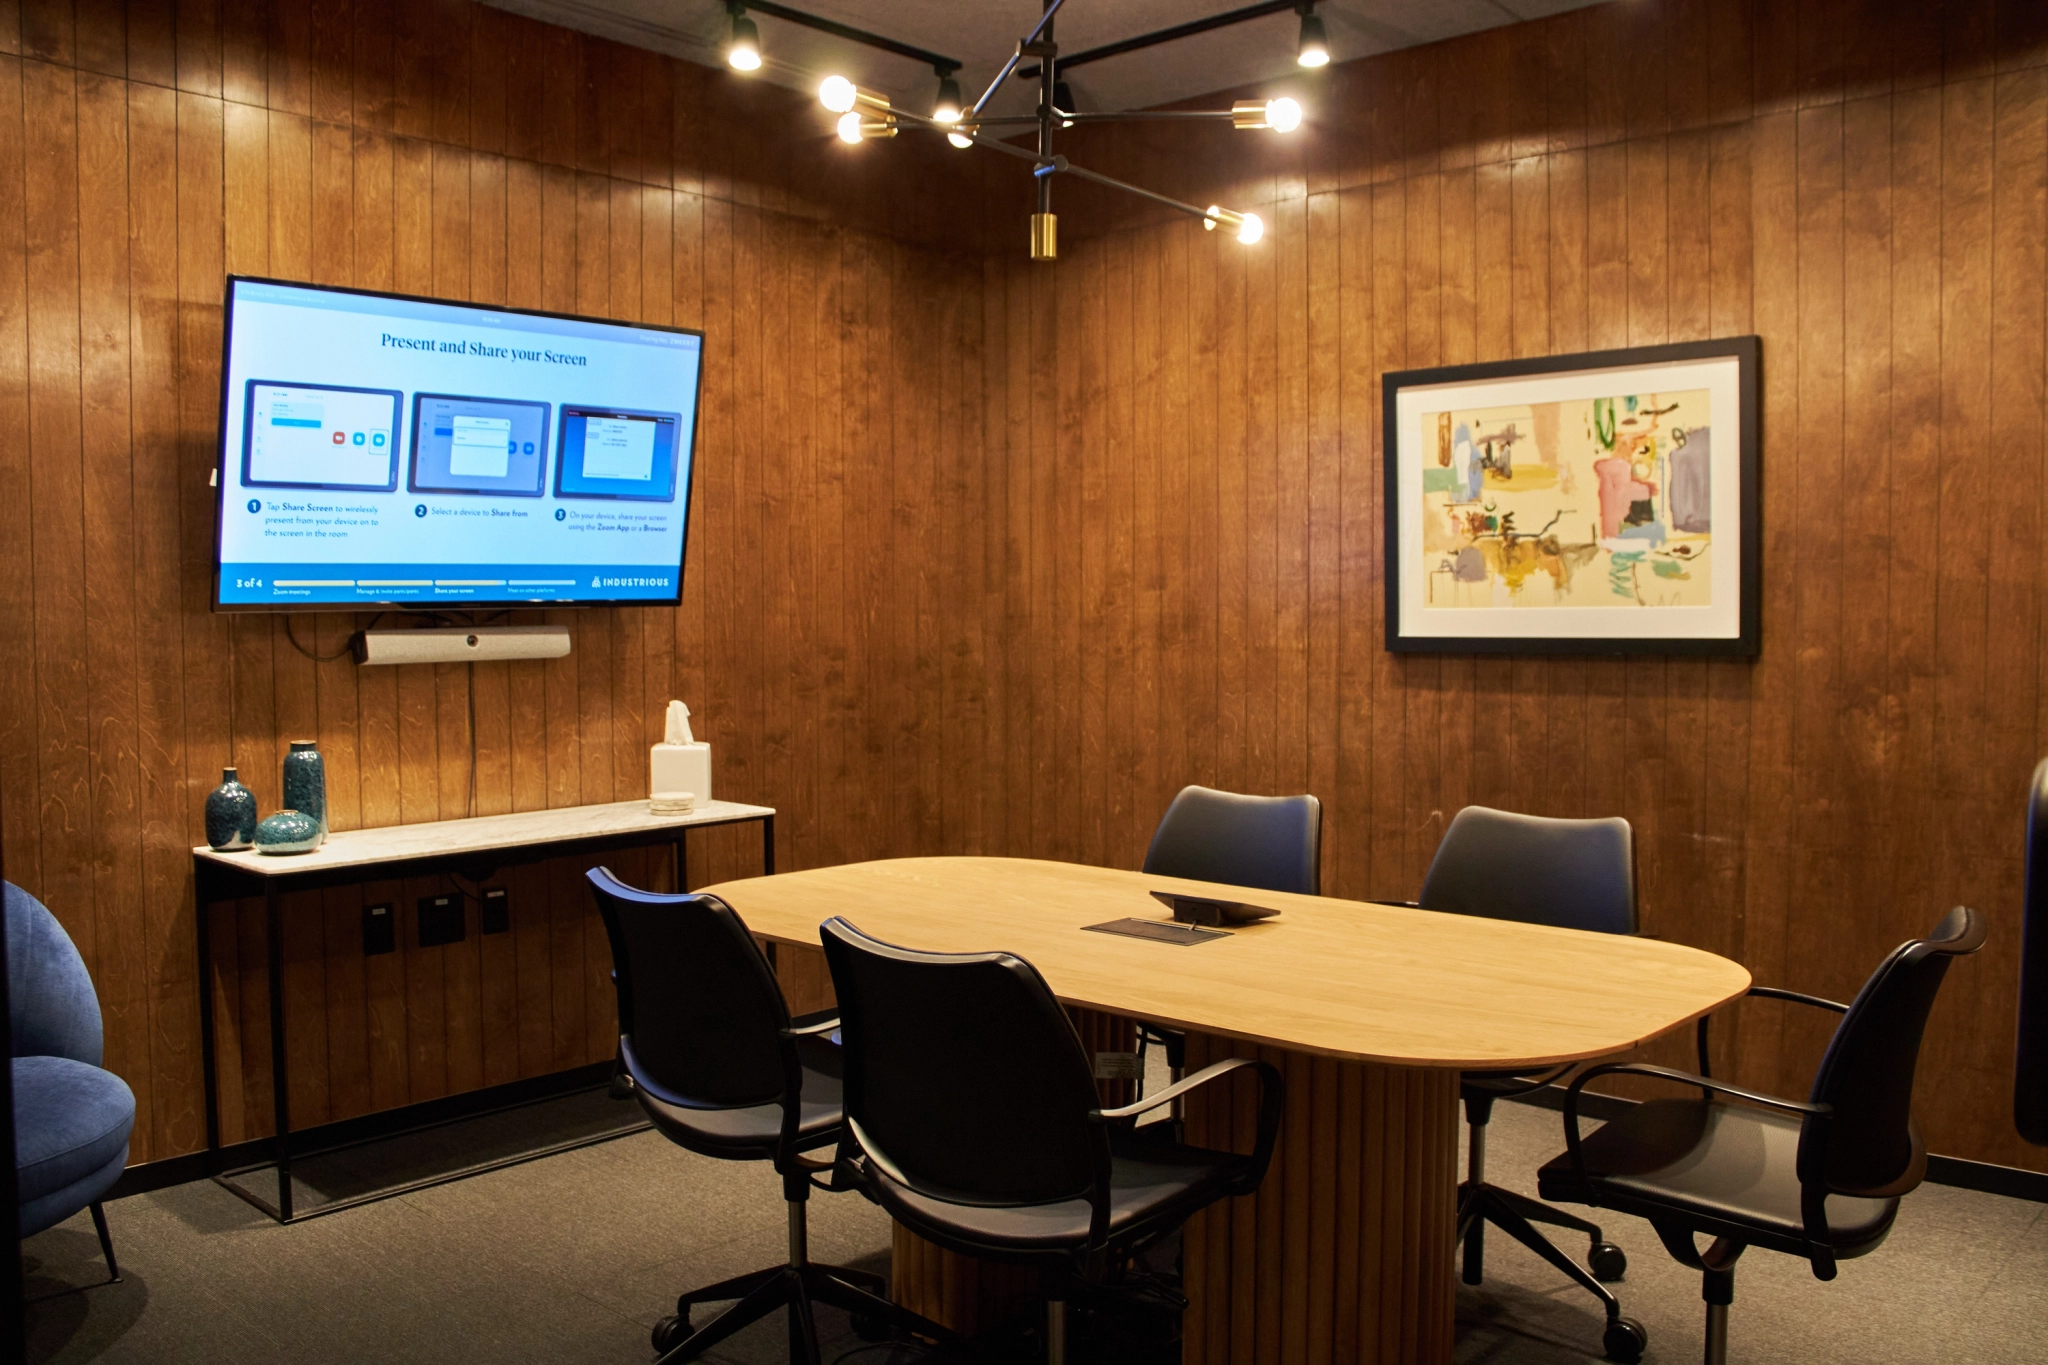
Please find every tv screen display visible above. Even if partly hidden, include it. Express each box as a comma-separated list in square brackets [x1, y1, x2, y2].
[213, 277, 702, 611]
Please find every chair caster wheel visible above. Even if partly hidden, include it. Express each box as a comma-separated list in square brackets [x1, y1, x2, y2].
[652, 1312, 693, 1354]
[1602, 1316, 1647, 1363]
[850, 1312, 892, 1342]
[1589, 1240, 1627, 1281]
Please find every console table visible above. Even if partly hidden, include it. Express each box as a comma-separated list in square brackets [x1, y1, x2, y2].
[193, 798, 775, 1222]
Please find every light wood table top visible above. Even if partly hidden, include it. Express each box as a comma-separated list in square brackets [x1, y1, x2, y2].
[705, 856, 1751, 1070]
[194, 798, 774, 877]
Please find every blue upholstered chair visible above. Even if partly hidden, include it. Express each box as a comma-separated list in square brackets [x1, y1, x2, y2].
[8, 880, 134, 1280]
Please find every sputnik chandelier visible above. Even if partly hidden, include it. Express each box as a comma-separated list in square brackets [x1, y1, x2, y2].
[721, 0, 1331, 261]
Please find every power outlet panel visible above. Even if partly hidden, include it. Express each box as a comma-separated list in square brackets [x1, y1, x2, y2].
[362, 903, 396, 956]
[480, 886, 510, 935]
[418, 893, 465, 948]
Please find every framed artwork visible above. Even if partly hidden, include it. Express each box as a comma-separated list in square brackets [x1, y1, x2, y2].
[1382, 337, 1760, 657]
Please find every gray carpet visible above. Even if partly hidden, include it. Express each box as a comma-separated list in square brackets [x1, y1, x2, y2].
[22, 1094, 2048, 1364]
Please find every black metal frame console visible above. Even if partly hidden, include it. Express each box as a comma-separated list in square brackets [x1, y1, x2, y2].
[192, 801, 775, 1224]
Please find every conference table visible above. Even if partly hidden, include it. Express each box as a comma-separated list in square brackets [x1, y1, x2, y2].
[704, 856, 1750, 1364]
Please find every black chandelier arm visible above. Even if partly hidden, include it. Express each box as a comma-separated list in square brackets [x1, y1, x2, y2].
[971, 0, 1073, 118]
[736, 0, 962, 76]
[882, 102, 1226, 231]
[1054, 109, 1240, 123]
[1048, 160, 1219, 225]
[1017, 0, 1309, 79]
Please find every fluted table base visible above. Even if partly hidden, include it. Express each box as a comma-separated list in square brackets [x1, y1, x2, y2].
[888, 1022, 1461, 1363]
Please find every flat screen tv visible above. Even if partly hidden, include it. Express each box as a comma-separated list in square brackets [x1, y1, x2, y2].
[212, 277, 703, 612]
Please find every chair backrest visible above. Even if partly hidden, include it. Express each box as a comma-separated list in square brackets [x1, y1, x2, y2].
[1418, 806, 1636, 935]
[1142, 785, 1323, 896]
[5, 882, 102, 1064]
[820, 916, 1107, 1208]
[2018, 759, 2048, 1146]
[586, 868, 791, 1108]
[1802, 905, 1986, 1200]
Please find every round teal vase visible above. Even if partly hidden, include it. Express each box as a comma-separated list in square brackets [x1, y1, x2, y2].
[282, 741, 327, 843]
[204, 767, 258, 851]
[255, 809, 322, 856]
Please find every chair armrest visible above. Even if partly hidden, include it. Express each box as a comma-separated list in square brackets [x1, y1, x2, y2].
[1097, 1057, 1256, 1120]
[1096, 1056, 1284, 1196]
[782, 1013, 842, 1039]
[1697, 985, 1852, 1075]
[1560, 1062, 1830, 1196]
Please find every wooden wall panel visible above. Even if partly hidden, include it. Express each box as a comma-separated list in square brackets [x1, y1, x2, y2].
[981, 0, 2048, 1173]
[6, 0, 2048, 1180]
[0, 0, 989, 1163]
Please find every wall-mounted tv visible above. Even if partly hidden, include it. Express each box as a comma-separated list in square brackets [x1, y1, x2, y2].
[212, 277, 703, 612]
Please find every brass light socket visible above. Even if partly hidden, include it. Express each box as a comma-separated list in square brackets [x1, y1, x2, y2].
[1030, 212, 1058, 261]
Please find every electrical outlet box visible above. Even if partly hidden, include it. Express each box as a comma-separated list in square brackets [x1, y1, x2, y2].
[418, 893, 465, 948]
[362, 903, 396, 956]
[480, 886, 510, 935]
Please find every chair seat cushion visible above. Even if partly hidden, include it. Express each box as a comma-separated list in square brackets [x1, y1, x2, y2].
[13, 1055, 134, 1208]
[868, 1129, 1247, 1257]
[636, 1058, 843, 1160]
[1536, 1097, 1898, 1256]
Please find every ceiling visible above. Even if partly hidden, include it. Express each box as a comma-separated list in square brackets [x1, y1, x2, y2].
[483, 0, 1603, 118]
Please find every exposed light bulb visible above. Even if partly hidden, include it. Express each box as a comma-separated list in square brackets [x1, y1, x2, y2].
[1266, 97, 1303, 132]
[837, 111, 866, 144]
[1297, 13, 1330, 68]
[934, 74, 963, 124]
[727, 14, 762, 72]
[948, 130, 974, 149]
[1237, 213, 1265, 245]
[820, 75, 857, 113]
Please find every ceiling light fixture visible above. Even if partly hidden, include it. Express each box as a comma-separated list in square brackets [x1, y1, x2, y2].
[810, 0, 1320, 260]
[934, 73, 964, 123]
[726, 3, 762, 72]
[1296, 5, 1330, 68]
[1233, 97, 1303, 132]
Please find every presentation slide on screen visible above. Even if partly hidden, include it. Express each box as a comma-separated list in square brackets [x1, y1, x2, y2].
[216, 280, 700, 606]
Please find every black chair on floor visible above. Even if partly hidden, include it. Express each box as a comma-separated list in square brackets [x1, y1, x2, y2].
[1538, 905, 1985, 1365]
[1415, 805, 1642, 1361]
[587, 869, 945, 1365]
[2018, 758, 2048, 1147]
[1137, 785, 1321, 1091]
[818, 916, 1283, 1365]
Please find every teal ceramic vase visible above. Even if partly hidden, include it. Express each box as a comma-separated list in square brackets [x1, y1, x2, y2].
[282, 741, 327, 843]
[203, 767, 258, 851]
[255, 809, 322, 856]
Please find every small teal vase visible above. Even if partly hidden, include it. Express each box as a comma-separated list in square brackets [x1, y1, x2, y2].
[282, 741, 327, 844]
[204, 767, 258, 851]
[255, 809, 322, 856]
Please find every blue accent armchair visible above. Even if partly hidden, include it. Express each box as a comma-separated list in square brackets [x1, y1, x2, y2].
[8, 881, 134, 1280]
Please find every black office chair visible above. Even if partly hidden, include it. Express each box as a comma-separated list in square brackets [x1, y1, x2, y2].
[1137, 784, 1322, 1092]
[817, 916, 1283, 1365]
[1538, 905, 1985, 1365]
[1416, 805, 1642, 1361]
[587, 869, 944, 1365]
[2018, 758, 2048, 1146]
[1142, 784, 1323, 896]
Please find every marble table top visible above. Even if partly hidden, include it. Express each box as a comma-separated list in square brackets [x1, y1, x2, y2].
[193, 798, 773, 877]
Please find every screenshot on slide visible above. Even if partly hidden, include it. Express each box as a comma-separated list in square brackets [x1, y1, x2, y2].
[410, 394, 552, 496]
[214, 278, 703, 610]
[243, 382, 403, 491]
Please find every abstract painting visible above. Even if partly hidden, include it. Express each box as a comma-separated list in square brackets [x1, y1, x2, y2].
[1383, 339, 1759, 656]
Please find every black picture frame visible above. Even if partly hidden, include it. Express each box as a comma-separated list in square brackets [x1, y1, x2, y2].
[1382, 337, 1760, 657]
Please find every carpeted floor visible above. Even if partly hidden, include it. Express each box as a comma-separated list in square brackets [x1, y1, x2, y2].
[22, 1093, 2048, 1364]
